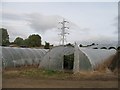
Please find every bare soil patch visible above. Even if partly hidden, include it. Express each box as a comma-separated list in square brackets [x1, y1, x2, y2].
[3, 78, 118, 88]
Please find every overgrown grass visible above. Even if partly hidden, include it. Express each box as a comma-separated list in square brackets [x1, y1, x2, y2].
[2, 66, 118, 81]
[3, 67, 71, 80]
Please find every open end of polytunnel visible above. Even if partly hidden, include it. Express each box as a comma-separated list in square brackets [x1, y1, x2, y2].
[39, 45, 75, 71]
[63, 54, 74, 70]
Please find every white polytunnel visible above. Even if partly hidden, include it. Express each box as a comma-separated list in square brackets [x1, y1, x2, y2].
[80, 48, 116, 68]
[73, 45, 116, 72]
[39, 45, 74, 70]
[1, 44, 117, 72]
[2, 47, 48, 68]
[39, 44, 117, 73]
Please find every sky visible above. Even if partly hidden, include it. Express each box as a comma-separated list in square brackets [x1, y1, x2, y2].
[0, 1, 118, 45]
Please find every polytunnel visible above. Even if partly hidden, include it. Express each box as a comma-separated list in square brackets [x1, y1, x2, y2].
[2, 47, 48, 68]
[39, 44, 116, 73]
[39, 45, 74, 70]
[73, 44, 117, 73]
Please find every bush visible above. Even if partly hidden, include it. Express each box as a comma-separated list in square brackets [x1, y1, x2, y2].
[101, 47, 107, 49]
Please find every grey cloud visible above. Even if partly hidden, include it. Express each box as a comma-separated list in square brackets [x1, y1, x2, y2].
[2, 24, 35, 42]
[1, 9, 90, 33]
[25, 13, 89, 33]
[25, 13, 63, 33]
[2, 10, 91, 43]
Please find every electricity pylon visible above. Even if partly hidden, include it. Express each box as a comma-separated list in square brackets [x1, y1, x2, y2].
[58, 19, 69, 45]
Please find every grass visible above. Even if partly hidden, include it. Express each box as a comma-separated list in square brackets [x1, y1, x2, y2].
[2, 66, 118, 81]
[3, 67, 71, 80]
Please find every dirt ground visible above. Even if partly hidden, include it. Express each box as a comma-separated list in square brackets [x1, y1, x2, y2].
[2, 67, 119, 88]
[2, 78, 118, 88]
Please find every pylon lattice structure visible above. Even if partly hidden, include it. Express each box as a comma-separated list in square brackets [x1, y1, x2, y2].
[59, 19, 69, 45]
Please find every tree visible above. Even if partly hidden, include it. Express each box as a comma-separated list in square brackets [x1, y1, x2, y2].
[14, 37, 24, 46]
[93, 47, 98, 49]
[24, 39, 29, 47]
[44, 41, 50, 49]
[117, 46, 120, 50]
[0, 28, 10, 46]
[66, 43, 74, 47]
[91, 43, 95, 46]
[27, 34, 41, 47]
[108, 47, 116, 50]
[101, 47, 107, 49]
[79, 44, 83, 47]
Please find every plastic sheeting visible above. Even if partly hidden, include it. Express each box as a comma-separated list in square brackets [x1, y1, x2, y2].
[2, 47, 48, 68]
[73, 45, 116, 73]
[73, 44, 92, 73]
[40, 45, 116, 72]
[39, 45, 74, 70]
[80, 47, 116, 69]
[2, 44, 116, 72]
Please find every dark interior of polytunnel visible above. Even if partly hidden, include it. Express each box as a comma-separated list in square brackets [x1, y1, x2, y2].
[63, 54, 74, 70]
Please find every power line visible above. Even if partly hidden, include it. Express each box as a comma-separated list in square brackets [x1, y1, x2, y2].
[58, 19, 69, 45]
